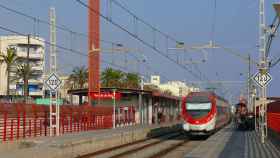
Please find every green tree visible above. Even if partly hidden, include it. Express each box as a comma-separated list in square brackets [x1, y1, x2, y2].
[0, 48, 18, 95]
[68, 66, 88, 89]
[13, 64, 35, 97]
[123, 72, 140, 89]
[101, 68, 124, 88]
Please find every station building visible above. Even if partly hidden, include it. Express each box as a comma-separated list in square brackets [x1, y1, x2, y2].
[68, 87, 181, 125]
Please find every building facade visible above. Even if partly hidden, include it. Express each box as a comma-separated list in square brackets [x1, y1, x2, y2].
[0, 36, 45, 97]
[145, 75, 199, 97]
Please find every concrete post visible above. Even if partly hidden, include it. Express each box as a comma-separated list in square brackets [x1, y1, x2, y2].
[113, 89, 116, 129]
[148, 98, 153, 124]
[144, 97, 148, 124]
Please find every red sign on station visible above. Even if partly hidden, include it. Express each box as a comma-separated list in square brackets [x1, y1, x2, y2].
[90, 92, 121, 100]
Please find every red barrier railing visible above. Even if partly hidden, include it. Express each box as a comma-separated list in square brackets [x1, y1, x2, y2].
[0, 103, 123, 142]
[268, 112, 280, 133]
[0, 103, 179, 142]
[267, 101, 280, 134]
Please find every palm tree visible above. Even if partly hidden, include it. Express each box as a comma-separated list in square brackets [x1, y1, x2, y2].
[12, 64, 35, 97]
[67, 66, 88, 105]
[68, 66, 88, 89]
[0, 48, 18, 95]
[124, 72, 140, 89]
[101, 68, 124, 88]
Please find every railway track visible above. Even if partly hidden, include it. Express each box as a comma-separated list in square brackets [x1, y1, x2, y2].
[76, 131, 192, 158]
[148, 137, 189, 158]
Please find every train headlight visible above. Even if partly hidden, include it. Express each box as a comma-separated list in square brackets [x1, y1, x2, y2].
[183, 123, 190, 131]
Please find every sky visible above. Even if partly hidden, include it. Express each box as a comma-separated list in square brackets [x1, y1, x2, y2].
[0, 0, 279, 102]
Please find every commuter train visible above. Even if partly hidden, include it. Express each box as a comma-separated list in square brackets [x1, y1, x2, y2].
[182, 92, 231, 135]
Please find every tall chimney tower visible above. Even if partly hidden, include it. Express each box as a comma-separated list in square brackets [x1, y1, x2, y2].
[88, 0, 100, 105]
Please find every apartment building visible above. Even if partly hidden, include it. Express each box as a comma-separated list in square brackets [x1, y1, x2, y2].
[0, 35, 45, 97]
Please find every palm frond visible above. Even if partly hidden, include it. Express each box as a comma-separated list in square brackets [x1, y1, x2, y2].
[68, 66, 88, 89]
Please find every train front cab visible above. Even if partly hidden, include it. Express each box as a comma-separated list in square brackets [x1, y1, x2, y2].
[182, 93, 217, 135]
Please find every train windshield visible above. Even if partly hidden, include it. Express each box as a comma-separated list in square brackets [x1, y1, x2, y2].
[186, 95, 211, 119]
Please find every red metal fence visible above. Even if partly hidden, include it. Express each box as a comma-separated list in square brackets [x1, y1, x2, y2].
[268, 113, 280, 133]
[268, 101, 280, 134]
[0, 103, 180, 142]
[0, 103, 119, 142]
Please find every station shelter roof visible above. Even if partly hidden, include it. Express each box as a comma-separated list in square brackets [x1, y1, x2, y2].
[68, 87, 180, 101]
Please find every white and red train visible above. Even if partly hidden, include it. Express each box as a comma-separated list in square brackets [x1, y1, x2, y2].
[182, 92, 231, 135]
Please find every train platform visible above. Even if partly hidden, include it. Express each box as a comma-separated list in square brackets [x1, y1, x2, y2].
[185, 123, 280, 158]
[0, 121, 181, 158]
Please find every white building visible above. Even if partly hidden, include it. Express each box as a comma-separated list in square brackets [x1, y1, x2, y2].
[150, 75, 160, 86]
[0, 36, 45, 97]
[145, 75, 199, 97]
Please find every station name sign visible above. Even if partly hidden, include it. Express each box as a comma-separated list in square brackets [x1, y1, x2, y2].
[90, 92, 121, 100]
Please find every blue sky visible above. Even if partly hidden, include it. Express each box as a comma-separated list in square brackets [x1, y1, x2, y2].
[0, 0, 279, 101]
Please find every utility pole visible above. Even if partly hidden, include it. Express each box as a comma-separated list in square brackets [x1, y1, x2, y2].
[24, 34, 30, 103]
[247, 54, 251, 111]
[259, 0, 268, 143]
[49, 7, 60, 136]
[50, 8, 57, 73]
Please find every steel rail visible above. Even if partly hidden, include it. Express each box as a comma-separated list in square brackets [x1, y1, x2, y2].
[109, 133, 182, 158]
[75, 130, 181, 158]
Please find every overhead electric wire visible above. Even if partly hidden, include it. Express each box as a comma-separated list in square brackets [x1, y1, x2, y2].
[0, 2, 193, 81]
[266, 15, 280, 58]
[75, 0, 207, 81]
[110, 0, 180, 43]
[128, 51, 170, 81]
[111, 0, 208, 81]
[265, 16, 280, 68]
[1, 1, 206, 81]
[0, 3, 116, 45]
[0, 24, 167, 81]
[270, 55, 280, 68]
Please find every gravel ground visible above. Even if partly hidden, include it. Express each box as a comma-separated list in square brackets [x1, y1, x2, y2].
[123, 138, 186, 158]
[92, 132, 181, 158]
[115, 136, 203, 158]
[160, 140, 203, 158]
[82, 132, 205, 158]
